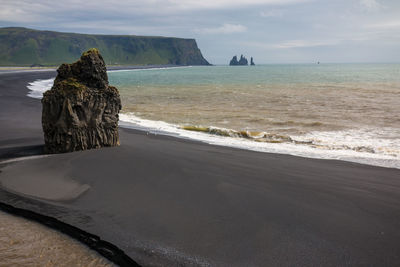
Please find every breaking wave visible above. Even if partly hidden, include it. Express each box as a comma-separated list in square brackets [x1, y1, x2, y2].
[120, 113, 400, 169]
[26, 78, 54, 99]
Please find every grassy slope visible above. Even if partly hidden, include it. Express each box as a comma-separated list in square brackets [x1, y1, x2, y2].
[0, 27, 210, 66]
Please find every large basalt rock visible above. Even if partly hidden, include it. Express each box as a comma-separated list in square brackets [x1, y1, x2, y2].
[42, 48, 121, 153]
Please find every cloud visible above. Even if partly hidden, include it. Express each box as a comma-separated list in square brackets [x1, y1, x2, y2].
[274, 39, 340, 48]
[195, 24, 247, 34]
[367, 20, 400, 29]
[260, 10, 284, 17]
[359, 0, 382, 12]
[0, 1, 54, 23]
[242, 39, 341, 50]
[168, 0, 310, 10]
[0, 0, 312, 24]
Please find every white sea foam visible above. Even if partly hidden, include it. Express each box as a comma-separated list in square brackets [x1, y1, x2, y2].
[108, 66, 192, 73]
[119, 113, 400, 169]
[26, 78, 54, 99]
[24, 67, 191, 98]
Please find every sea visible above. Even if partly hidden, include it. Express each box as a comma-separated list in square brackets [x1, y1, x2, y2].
[28, 63, 400, 169]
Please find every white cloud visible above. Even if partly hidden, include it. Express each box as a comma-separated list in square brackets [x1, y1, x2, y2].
[195, 24, 247, 34]
[274, 39, 340, 48]
[0, 0, 313, 26]
[168, 0, 310, 10]
[0, 0, 312, 22]
[241, 39, 341, 50]
[260, 10, 284, 17]
[359, 0, 382, 11]
[367, 20, 400, 29]
[0, 1, 54, 23]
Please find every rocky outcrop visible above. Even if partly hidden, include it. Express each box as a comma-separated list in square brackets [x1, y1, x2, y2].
[229, 55, 249, 66]
[229, 55, 239, 66]
[41, 48, 121, 153]
[238, 55, 248, 65]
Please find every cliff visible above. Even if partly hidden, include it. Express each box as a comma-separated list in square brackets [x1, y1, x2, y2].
[42, 48, 121, 153]
[0, 27, 210, 66]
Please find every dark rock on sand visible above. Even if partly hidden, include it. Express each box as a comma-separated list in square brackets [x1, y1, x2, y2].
[41, 48, 121, 153]
[229, 55, 248, 66]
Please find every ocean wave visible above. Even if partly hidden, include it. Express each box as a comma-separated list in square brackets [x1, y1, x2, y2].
[270, 120, 324, 127]
[180, 125, 294, 143]
[108, 66, 193, 73]
[181, 125, 399, 157]
[120, 113, 400, 169]
[26, 78, 54, 99]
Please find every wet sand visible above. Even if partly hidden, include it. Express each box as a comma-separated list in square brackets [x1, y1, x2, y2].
[1, 71, 400, 266]
[0, 210, 115, 267]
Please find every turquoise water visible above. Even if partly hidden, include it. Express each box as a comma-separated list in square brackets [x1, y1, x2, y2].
[110, 64, 400, 85]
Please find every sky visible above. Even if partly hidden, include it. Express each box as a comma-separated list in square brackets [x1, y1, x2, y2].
[1, 0, 400, 64]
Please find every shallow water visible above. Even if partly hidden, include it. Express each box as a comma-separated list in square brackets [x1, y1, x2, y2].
[0, 211, 115, 267]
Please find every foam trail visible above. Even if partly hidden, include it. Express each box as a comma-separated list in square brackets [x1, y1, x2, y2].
[27, 78, 54, 99]
[25, 67, 191, 99]
[108, 66, 192, 73]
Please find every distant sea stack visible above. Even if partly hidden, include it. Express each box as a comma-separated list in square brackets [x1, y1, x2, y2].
[0, 27, 210, 66]
[250, 57, 255, 66]
[42, 48, 121, 153]
[229, 55, 252, 66]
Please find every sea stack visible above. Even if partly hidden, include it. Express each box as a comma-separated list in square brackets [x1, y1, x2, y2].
[41, 48, 121, 153]
[229, 55, 249, 66]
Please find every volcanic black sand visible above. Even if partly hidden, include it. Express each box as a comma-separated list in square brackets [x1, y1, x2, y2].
[1, 71, 400, 266]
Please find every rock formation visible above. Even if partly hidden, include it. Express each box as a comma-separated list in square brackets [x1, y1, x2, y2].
[42, 48, 121, 153]
[250, 57, 255, 66]
[229, 55, 239, 65]
[238, 55, 248, 65]
[229, 55, 249, 66]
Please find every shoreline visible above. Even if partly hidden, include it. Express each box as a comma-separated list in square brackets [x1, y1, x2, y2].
[0, 64, 197, 75]
[1, 71, 400, 266]
[25, 67, 400, 170]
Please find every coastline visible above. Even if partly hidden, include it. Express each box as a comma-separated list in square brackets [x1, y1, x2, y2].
[0, 64, 195, 74]
[27, 65, 400, 170]
[1, 71, 400, 266]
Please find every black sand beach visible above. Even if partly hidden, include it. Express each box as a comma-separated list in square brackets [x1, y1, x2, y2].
[1, 71, 400, 266]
